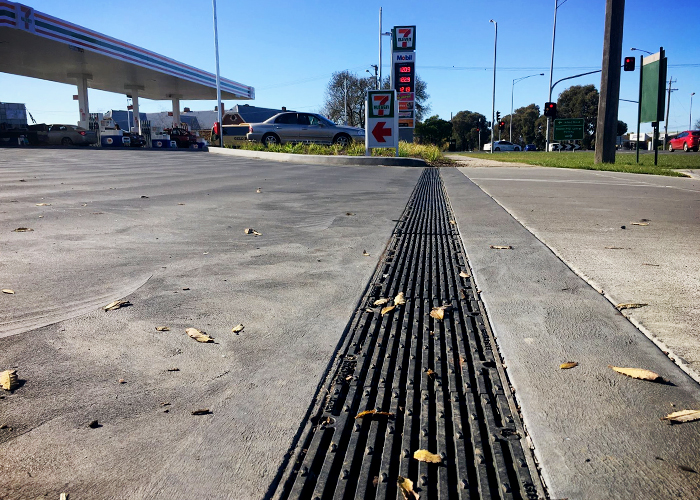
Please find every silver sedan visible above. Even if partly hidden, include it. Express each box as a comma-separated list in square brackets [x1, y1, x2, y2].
[246, 112, 364, 147]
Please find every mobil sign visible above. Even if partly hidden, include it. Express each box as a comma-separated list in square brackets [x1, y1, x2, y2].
[392, 25, 416, 51]
[366, 90, 398, 149]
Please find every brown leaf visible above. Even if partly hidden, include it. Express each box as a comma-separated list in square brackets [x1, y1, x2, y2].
[374, 298, 390, 306]
[191, 409, 212, 415]
[560, 362, 579, 369]
[0, 370, 18, 391]
[609, 365, 662, 382]
[394, 292, 406, 306]
[490, 245, 512, 250]
[355, 409, 394, 419]
[186, 327, 214, 343]
[2, 289, 14, 294]
[13, 227, 33, 232]
[244, 228, 262, 236]
[426, 369, 436, 379]
[381, 305, 396, 316]
[430, 305, 452, 321]
[397, 476, 419, 500]
[155, 326, 170, 331]
[661, 410, 700, 424]
[256, 188, 262, 193]
[459, 271, 470, 278]
[118, 379, 126, 384]
[459, 356, 465, 366]
[413, 449, 443, 463]
[103, 300, 131, 311]
[616, 303, 648, 311]
[231, 324, 244, 333]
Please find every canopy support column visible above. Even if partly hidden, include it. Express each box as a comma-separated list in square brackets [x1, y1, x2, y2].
[68, 73, 92, 129]
[125, 84, 145, 134]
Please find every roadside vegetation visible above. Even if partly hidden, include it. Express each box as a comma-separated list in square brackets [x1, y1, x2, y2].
[456, 151, 698, 176]
[231, 140, 445, 163]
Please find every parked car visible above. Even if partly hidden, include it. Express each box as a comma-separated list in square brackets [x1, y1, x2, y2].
[524, 144, 537, 151]
[247, 112, 364, 147]
[123, 131, 146, 147]
[164, 127, 198, 148]
[668, 130, 700, 152]
[43, 124, 97, 146]
[483, 140, 521, 152]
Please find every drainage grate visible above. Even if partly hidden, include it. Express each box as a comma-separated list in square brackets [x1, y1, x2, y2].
[273, 168, 542, 500]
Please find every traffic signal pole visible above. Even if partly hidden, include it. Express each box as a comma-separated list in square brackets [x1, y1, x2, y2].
[545, 0, 558, 152]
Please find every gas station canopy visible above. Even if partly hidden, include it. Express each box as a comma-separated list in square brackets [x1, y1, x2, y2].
[0, 1, 254, 101]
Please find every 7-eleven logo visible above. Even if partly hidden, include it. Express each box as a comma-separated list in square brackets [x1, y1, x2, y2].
[397, 28, 413, 48]
[373, 95, 391, 116]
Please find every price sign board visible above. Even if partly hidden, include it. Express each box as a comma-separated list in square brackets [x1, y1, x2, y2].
[554, 118, 585, 141]
[366, 90, 398, 150]
[392, 50, 416, 129]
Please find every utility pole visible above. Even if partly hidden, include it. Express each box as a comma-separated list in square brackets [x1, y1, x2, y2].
[663, 77, 677, 150]
[489, 20, 497, 154]
[545, 0, 558, 152]
[594, 0, 625, 164]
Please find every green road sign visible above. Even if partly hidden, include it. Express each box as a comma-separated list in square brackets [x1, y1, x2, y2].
[640, 50, 667, 123]
[554, 118, 585, 141]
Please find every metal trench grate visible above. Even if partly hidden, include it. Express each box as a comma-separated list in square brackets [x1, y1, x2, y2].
[274, 168, 542, 500]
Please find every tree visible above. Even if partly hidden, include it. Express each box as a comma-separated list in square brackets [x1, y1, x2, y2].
[380, 75, 431, 122]
[504, 104, 541, 144]
[451, 110, 489, 151]
[617, 120, 628, 136]
[557, 84, 600, 148]
[694, 118, 700, 130]
[323, 71, 375, 127]
[415, 115, 452, 146]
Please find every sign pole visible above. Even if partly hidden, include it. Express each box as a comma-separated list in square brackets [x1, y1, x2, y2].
[636, 54, 642, 164]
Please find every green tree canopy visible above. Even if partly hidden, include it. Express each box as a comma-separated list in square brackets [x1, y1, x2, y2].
[557, 84, 600, 148]
[415, 115, 452, 146]
[617, 120, 628, 136]
[451, 110, 489, 151]
[503, 103, 541, 144]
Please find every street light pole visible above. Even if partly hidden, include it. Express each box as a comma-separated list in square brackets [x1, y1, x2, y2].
[212, 0, 222, 148]
[546, 0, 558, 152]
[690, 92, 695, 130]
[489, 19, 497, 154]
[511, 73, 544, 141]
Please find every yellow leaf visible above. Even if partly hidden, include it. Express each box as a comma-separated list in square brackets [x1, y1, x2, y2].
[616, 303, 648, 311]
[13, 227, 33, 232]
[363, 250, 370, 256]
[449, 220, 456, 225]
[2, 289, 14, 294]
[244, 228, 262, 235]
[103, 300, 130, 311]
[430, 306, 451, 321]
[560, 362, 579, 369]
[394, 292, 406, 306]
[0, 369, 18, 391]
[355, 409, 394, 419]
[186, 327, 215, 343]
[374, 298, 390, 306]
[256, 188, 262, 193]
[459, 271, 470, 278]
[632, 222, 649, 226]
[661, 410, 700, 424]
[232, 324, 244, 333]
[381, 305, 396, 316]
[426, 369, 436, 378]
[155, 326, 170, 331]
[413, 449, 442, 463]
[490, 245, 512, 250]
[35, 203, 51, 206]
[609, 365, 662, 382]
[397, 476, 419, 500]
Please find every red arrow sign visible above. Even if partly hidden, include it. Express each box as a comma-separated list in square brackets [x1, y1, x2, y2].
[372, 121, 392, 143]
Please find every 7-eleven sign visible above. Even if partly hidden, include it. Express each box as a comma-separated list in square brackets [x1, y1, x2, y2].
[366, 90, 398, 151]
[392, 25, 416, 51]
[370, 92, 394, 118]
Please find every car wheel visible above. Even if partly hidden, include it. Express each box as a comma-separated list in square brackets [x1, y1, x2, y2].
[61, 137, 73, 146]
[494, 147, 500, 151]
[668, 143, 674, 152]
[333, 134, 352, 147]
[514, 146, 521, 151]
[683, 142, 689, 152]
[262, 133, 280, 147]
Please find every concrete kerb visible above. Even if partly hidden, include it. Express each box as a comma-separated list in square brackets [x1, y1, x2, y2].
[207, 145, 427, 167]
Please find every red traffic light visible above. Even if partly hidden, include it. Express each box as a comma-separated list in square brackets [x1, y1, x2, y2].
[624, 56, 635, 71]
[544, 102, 557, 118]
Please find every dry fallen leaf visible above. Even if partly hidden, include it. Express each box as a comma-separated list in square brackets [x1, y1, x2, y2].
[397, 476, 419, 500]
[426, 369, 436, 379]
[632, 222, 649, 226]
[13, 227, 33, 232]
[103, 300, 130, 311]
[381, 305, 396, 316]
[244, 228, 262, 236]
[413, 449, 442, 463]
[490, 245, 512, 250]
[616, 303, 648, 311]
[60, 493, 69, 500]
[430, 305, 452, 321]
[191, 409, 212, 415]
[560, 362, 579, 369]
[355, 409, 394, 419]
[232, 324, 245, 333]
[166, 368, 180, 372]
[2, 289, 14, 294]
[256, 188, 262, 193]
[186, 328, 215, 343]
[394, 292, 406, 306]
[35, 203, 51, 206]
[362, 250, 370, 256]
[449, 220, 456, 225]
[459, 356, 465, 367]
[459, 271, 470, 278]
[661, 410, 700, 424]
[0, 370, 18, 391]
[374, 298, 390, 306]
[609, 365, 663, 382]
[155, 326, 170, 331]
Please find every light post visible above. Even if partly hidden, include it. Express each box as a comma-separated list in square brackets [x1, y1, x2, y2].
[690, 92, 695, 131]
[378, 8, 391, 90]
[366, 65, 378, 89]
[212, 0, 222, 147]
[511, 73, 543, 141]
[489, 19, 497, 154]
[631, 47, 652, 55]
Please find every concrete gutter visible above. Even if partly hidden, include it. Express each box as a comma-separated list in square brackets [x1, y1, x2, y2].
[207, 145, 427, 167]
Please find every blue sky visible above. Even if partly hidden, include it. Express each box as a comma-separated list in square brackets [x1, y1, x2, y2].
[1, 0, 698, 133]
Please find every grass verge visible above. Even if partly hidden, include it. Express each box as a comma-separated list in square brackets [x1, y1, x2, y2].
[230, 141, 446, 164]
[456, 151, 699, 177]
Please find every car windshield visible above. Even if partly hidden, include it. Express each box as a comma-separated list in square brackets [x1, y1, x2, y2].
[316, 115, 336, 127]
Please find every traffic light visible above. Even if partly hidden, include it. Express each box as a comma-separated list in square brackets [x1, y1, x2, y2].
[624, 56, 635, 71]
[544, 102, 557, 118]
[496, 111, 500, 122]
[499, 121, 505, 131]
